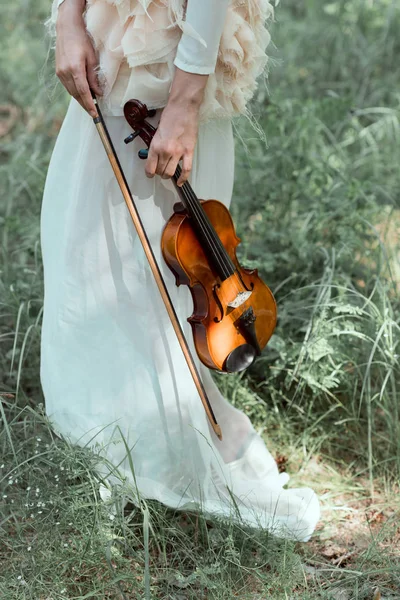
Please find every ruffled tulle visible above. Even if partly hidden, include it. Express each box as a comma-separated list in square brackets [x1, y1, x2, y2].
[46, 0, 275, 121]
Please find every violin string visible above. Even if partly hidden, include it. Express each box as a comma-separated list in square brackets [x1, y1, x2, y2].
[180, 185, 251, 304]
[174, 165, 241, 286]
[181, 176, 234, 273]
[173, 168, 255, 329]
[176, 171, 233, 280]
[175, 168, 246, 303]
[176, 180, 231, 280]
[175, 166, 245, 299]
[172, 167, 261, 341]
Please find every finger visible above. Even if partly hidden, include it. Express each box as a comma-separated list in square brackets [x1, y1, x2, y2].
[161, 155, 180, 180]
[155, 152, 171, 177]
[72, 70, 97, 118]
[177, 152, 193, 187]
[86, 58, 103, 97]
[145, 144, 159, 179]
[61, 73, 87, 112]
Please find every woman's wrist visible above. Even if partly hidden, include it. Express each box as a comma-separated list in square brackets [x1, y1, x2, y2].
[56, 0, 86, 30]
[168, 67, 209, 110]
[144, 68, 207, 186]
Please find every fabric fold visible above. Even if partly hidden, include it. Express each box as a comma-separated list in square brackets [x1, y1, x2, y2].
[46, 0, 275, 121]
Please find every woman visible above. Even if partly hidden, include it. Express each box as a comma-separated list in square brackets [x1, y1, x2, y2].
[41, 0, 320, 541]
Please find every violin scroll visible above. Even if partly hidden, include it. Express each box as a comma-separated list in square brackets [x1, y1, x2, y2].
[123, 100, 157, 148]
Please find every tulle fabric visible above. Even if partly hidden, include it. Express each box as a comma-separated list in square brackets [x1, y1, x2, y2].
[46, 0, 275, 121]
[40, 97, 320, 541]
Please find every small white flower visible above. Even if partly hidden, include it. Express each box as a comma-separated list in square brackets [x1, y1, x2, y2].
[8, 480, 13, 485]
[60, 467, 65, 471]
[38, 511, 43, 514]
[0, 464, 4, 468]
[26, 486, 31, 491]
[17, 576, 22, 580]
[27, 546, 31, 551]
[3, 495, 7, 499]
[36, 488, 40, 493]
[56, 522, 60, 525]
[68, 522, 73, 526]
[64, 543, 68, 547]
[109, 514, 115, 521]
[61, 589, 67, 594]
[36, 438, 41, 442]
[30, 514, 34, 518]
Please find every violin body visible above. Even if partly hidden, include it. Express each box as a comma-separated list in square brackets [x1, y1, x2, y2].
[162, 199, 277, 372]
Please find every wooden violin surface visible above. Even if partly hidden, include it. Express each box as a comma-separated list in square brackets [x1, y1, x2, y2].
[161, 199, 277, 372]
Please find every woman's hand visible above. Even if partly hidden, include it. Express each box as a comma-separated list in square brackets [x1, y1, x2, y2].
[55, 0, 103, 117]
[145, 68, 208, 187]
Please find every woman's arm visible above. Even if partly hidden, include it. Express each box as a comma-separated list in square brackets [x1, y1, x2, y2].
[55, 0, 102, 117]
[145, 0, 229, 186]
[144, 68, 208, 187]
[53, 0, 229, 184]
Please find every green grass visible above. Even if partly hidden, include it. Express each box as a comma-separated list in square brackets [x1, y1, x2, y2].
[1, 0, 400, 598]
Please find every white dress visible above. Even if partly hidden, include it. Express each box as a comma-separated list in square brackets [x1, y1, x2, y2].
[40, 0, 320, 541]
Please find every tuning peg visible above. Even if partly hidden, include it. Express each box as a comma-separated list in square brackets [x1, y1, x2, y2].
[124, 131, 141, 144]
[138, 149, 148, 160]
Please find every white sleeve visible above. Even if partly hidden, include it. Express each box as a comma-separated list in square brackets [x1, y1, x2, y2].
[174, 0, 230, 75]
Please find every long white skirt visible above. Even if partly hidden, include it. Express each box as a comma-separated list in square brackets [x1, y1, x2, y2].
[40, 97, 320, 541]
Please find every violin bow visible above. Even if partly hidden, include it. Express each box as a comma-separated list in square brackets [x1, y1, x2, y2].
[90, 91, 223, 441]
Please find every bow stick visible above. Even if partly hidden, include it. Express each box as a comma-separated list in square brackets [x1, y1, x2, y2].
[90, 91, 223, 441]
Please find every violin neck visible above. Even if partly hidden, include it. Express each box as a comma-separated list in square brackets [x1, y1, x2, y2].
[172, 165, 236, 282]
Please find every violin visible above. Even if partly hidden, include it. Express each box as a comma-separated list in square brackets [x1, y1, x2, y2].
[123, 100, 277, 373]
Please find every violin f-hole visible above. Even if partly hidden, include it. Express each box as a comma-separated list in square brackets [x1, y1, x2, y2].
[236, 270, 254, 293]
[212, 283, 224, 322]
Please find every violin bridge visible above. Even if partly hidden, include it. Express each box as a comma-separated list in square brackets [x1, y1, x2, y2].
[227, 290, 252, 309]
